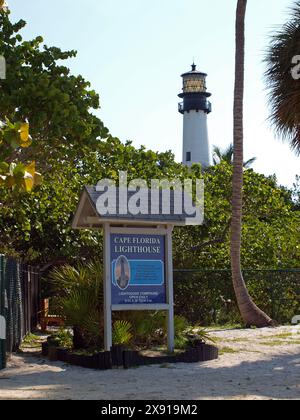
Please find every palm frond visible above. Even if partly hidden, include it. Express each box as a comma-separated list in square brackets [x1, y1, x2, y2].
[265, 1, 300, 155]
[112, 320, 133, 345]
[213, 144, 256, 167]
[244, 157, 257, 168]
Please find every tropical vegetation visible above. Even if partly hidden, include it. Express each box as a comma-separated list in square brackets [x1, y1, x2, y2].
[0, 119, 41, 192]
[212, 144, 256, 168]
[265, 0, 300, 155]
[49, 261, 204, 350]
[0, 5, 299, 337]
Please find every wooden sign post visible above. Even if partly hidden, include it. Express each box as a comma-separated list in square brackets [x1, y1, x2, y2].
[73, 186, 200, 353]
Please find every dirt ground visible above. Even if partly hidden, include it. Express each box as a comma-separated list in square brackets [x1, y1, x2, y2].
[0, 326, 300, 400]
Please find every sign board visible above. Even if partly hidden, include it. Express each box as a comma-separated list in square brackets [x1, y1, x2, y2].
[111, 233, 166, 305]
[73, 185, 203, 353]
[103, 226, 174, 352]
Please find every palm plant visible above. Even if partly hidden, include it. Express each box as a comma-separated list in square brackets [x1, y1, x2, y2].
[49, 261, 104, 349]
[265, 1, 300, 155]
[186, 327, 216, 345]
[123, 311, 190, 349]
[231, 0, 274, 327]
[112, 320, 133, 346]
[132, 311, 166, 347]
[213, 144, 256, 168]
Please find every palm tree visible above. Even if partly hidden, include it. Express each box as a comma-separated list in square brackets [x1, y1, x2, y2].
[212, 144, 256, 168]
[231, 0, 274, 327]
[265, 1, 300, 155]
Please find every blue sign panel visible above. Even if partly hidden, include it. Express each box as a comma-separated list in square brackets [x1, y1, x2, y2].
[111, 233, 166, 305]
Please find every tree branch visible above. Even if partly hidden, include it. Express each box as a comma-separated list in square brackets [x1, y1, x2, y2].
[191, 219, 231, 251]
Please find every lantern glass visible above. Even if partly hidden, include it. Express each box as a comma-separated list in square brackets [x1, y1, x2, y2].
[183, 74, 206, 93]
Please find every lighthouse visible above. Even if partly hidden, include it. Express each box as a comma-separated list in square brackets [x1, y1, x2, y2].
[178, 64, 212, 167]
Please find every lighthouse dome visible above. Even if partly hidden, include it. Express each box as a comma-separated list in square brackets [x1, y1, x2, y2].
[179, 64, 211, 98]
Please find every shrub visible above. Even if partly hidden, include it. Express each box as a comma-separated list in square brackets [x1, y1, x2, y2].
[49, 261, 104, 349]
[112, 320, 133, 346]
[48, 328, 73, 349]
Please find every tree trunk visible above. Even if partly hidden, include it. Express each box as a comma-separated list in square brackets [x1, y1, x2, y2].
[231, 0, 274, 327]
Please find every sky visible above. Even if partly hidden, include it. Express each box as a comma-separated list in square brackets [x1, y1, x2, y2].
[8, 0, 299, 188]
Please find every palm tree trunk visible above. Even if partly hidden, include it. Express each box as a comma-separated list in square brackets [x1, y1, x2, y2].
[231, 0, 274, 327]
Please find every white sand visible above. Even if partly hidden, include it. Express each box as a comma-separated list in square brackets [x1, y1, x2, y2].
[0, 326, 299, 400]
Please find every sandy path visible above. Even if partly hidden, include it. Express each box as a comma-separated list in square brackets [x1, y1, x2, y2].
[0, 326, 299, 400]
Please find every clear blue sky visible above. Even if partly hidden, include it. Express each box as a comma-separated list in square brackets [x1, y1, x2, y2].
[9, 0, 299, 187]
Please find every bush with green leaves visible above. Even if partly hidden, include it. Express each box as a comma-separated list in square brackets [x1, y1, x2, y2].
[0, 119, 42, 192]
[112, 320, 133, 346]
[174, 269, 300, 325]
[49, 262, 195, 351]
[185, 327, 216, 346]
[117, 311, 191, 349]
[49, 261, 104, 349]
[47, 328, 73, 349]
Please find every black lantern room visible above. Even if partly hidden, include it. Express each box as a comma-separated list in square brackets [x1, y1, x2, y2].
[178, 64, 212, 114]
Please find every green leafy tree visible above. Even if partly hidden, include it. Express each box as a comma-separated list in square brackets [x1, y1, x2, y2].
[292, 175, 300, 210]
[0, 8, 110, 260]
[0, 10, 41, 193]
[0, 9, 109, 169]
[0, 119, 41, 192]
[0, 135, 185, 262]
[174, 162, 300, 270]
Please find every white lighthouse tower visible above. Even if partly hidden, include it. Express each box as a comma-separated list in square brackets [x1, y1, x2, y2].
[178, 64, 212, 167]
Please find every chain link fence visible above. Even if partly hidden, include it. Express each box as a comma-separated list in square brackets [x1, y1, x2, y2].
[0, 255, 40, 370]
[174, 269, 300, 325]
[0, 256, 6, 370]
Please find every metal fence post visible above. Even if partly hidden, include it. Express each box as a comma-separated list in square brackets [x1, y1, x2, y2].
[103, 223, 112, 351]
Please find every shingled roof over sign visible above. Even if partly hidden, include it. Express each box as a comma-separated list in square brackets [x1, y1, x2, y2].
[72, 186, 202, 228]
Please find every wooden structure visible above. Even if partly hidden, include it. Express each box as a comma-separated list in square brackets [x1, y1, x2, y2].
[73, 186, 201, 352]
[40, 299, 64, 331]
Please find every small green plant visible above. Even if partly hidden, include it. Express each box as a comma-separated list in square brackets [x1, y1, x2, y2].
[174, 336, 188, 350]
[196, 328, 215, 343]
[133, 311, 166, 347]
[174, 316, 189, 337]
[133, 313, 190, 349]
[48, 328, 73, 349]
[186, 327, 216, 344]
[173, 316, 189, 349]
[112, 320, 133, 345]
[21, 333, 42, 349]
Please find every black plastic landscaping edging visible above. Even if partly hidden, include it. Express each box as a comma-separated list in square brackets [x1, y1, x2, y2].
[122, 344, 219, 369]
[42, 343, 219, 370]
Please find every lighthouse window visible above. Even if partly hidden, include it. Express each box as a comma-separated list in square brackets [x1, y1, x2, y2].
[183, 76, 206, 93]
[186, 152, 191, 162]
